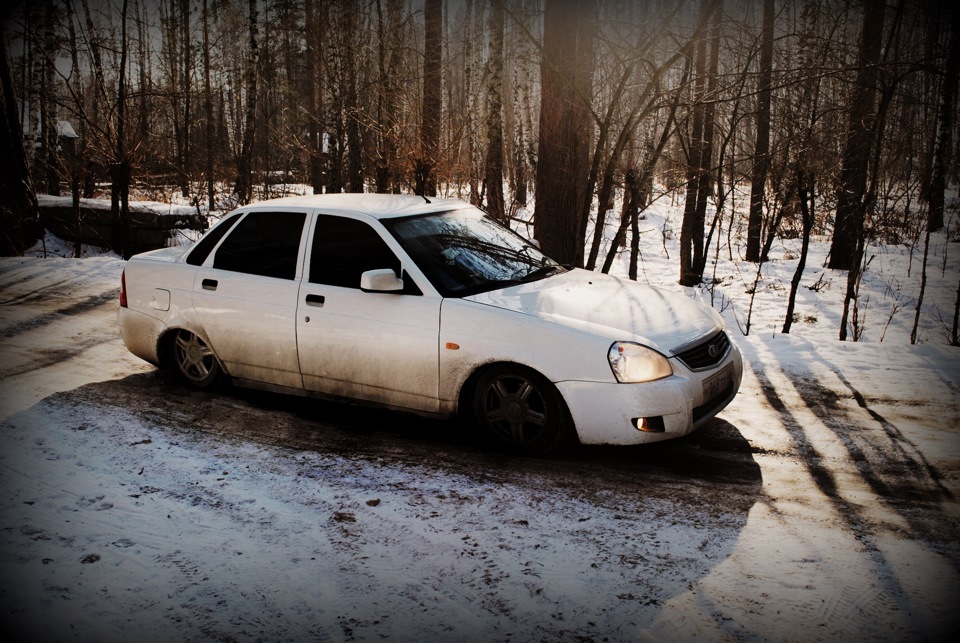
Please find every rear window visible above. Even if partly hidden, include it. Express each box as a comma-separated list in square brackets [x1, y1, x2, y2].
[212, 211, 306, 280]
[186, 213, 241, 266]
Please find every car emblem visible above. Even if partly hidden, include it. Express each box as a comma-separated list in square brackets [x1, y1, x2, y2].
[708, 344, 720, 359]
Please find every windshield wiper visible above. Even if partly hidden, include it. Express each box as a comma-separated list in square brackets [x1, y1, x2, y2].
[518, 264, 563, 283]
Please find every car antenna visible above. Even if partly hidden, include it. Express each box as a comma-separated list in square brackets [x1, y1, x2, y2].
[414, 183, 431, 204]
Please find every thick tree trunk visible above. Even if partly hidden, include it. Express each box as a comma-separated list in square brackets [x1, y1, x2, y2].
[679, 0, 716, 286]
[111, 0, 132, 259]
[828, 0, 885, 271]
[483, 0, 505, 222]
[233, 0, 259, 204]
[690, 9, 722, 280]
[533, 0, 595, 266]
[343, 8, 363, 194]
[203, 0, 215, 209]
[374, 0, 403, 194]
[0, 28, 41, 255]
[926, 2, 958, 232]
[746, 0, 774, 263]
[420, 0, 442, 197]
[41, 0, 60, 197]
[65, 2, 84, 256]
[180, 0, 191, 199]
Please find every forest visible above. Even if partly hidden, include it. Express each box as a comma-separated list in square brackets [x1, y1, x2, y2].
[0, 0, 958, 343]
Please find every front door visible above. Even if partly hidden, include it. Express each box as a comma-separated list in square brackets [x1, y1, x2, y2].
[296, 215, 441, 413]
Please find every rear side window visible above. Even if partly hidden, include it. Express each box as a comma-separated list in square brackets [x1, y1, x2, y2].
[186, 213, 241, 266]
[310, 216, 401, 288]
[213, 211, 306, 280]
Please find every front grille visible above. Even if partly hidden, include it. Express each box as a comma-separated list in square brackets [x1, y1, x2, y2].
[674, 330, 730, 371]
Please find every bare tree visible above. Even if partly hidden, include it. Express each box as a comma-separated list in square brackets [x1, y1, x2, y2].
[304, 0, 321, 193]
[418, 0, 442, 197]
[783, 0, 823, 335]
[63, 0, 88, 256]
[39, 0, 61, 197]
[679, 0, 720, 287]
[483, 0, 505, 221]
[374, 0, 404, 193]
[0, 25, 41, 255]
[745, 0, 774, 263]
[828, 0, 886, 272]
[533, 0, 595, 266]
[202, 0, 214, 209]
[109, 0, 132, 258]
[342, 5, 364, 194]
[233, 0, 259, 204]
[925, 0, 958, 233]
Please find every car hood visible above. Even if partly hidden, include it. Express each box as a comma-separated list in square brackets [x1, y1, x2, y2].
[465, 268, 721, 353]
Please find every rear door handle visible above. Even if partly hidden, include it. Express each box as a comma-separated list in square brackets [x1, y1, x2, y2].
[305, 294, 325, 307]
[202, 278, 218, 291]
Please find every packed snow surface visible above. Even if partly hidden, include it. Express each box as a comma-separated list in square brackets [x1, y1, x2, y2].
[2, 194, 959, 641]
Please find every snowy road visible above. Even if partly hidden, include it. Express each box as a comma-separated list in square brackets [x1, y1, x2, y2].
[1, 256, 958, 642]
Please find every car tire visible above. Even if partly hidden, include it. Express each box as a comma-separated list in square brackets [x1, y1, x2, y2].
[170, 329, 222, 389]
[471, 364, 572, 456]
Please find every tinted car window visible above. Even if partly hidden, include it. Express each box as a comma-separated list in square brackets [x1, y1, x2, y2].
[186, 213, 241, 266]
[310, 216, 401, 288]
[213, 211, 306, 280]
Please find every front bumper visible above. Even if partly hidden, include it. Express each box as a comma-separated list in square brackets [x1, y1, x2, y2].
[556, 346, 742, 445]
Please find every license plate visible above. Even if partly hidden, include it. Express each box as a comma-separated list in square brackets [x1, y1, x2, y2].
[702, 364, 733, 401]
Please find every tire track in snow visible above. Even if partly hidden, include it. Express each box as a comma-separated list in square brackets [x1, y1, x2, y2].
[0, 328, 120, 382]
[0, 290, 118, 340]
[0, 258, 122, 307]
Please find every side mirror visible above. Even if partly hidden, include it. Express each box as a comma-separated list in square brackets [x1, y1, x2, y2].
[360, 269, 404, 293]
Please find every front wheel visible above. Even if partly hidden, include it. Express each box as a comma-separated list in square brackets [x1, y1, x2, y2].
[471, 365, 572, 456]
[171, 329, 222, 389]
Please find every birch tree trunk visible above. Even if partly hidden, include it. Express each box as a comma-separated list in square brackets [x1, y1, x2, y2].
[233, 0, 259, 204]
[483, 0, 505, 221]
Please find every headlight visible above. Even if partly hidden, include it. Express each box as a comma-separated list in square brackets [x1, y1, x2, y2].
[608, 342, 673, 383]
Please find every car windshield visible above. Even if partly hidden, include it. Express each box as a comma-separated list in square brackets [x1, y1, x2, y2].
[384, 208, 566, 297]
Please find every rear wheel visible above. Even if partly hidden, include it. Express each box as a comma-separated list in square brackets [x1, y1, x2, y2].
[471, 365, 571, 456]
[171, 329, 222, 389]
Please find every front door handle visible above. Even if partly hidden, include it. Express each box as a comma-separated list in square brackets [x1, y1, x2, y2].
[305, 294, 325, 307]
[201, 278, 218, 291]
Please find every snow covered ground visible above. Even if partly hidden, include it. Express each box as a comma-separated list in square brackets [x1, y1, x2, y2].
[1, 195, 959, 642]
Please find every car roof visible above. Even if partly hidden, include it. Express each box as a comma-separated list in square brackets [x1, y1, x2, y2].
[237, 193, 474, 220]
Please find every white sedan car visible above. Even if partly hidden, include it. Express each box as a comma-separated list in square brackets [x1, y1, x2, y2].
[119, 194, 741, 455]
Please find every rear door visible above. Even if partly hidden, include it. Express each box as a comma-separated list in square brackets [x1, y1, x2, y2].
[296, 214, 441, 412]
[191, 209, 308, 389]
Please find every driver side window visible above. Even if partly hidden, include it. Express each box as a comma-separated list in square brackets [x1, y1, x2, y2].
[310, 216, 402, 289]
